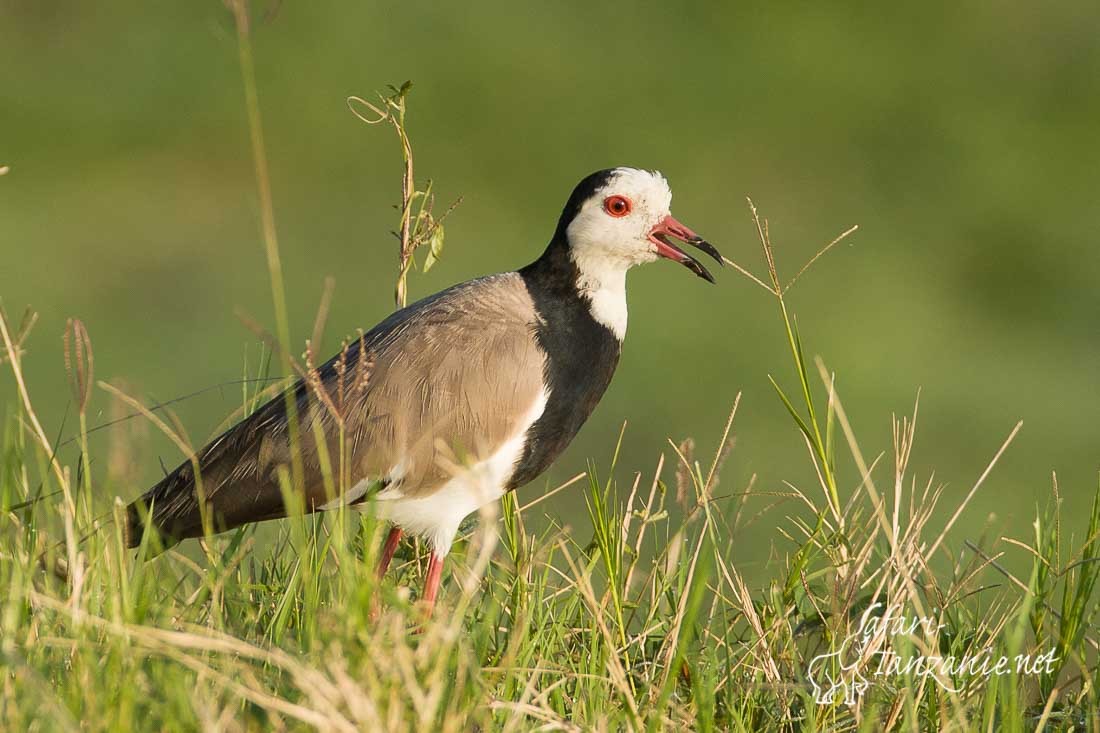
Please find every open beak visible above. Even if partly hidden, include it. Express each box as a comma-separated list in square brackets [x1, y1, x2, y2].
[648, 214, 723, 283]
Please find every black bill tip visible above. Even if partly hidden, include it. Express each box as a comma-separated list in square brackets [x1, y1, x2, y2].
[683, 253, 716, 284]
[688, 237, 724, 266]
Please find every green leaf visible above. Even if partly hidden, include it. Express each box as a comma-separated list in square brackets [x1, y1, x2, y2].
[423, 223, 445, 272]
[768, 374, 814, 443]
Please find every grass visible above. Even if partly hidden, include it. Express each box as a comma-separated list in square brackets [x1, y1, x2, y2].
[2, 6, 1099, 730]
[4, 204, 1099, 729]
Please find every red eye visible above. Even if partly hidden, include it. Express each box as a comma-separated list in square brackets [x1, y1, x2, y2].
[603, 195, 632, 218]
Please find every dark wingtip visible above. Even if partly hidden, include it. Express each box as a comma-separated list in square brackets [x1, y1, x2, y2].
[124, 500, 146, 549]
[123, 496, 177, 556]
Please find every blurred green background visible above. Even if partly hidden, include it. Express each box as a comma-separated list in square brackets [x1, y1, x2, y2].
[2, 2, 1098, 581]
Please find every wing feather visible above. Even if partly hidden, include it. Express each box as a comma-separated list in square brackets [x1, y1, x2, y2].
[126, 273, 545, 549]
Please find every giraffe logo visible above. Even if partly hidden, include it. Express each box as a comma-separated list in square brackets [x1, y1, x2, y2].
[807, 633, 871, 705]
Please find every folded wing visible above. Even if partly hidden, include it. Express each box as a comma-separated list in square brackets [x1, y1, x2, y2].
[126, 274, 545, 550]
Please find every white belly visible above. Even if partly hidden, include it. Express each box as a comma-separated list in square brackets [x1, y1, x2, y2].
[365, 389, 548, 554]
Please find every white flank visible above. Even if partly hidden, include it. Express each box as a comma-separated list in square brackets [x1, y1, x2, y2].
[319, 458, 407, 511]
[370, 389, 549, 554]
[318, 477, 372, 511]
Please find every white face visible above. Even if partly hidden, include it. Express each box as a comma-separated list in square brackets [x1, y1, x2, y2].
[565, 168, 673, 270]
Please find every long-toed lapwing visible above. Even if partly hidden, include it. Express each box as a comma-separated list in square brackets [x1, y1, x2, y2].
[124, 167, 722, 615]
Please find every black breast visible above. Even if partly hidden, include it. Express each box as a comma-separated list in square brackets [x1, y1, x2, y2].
[508, 239, 622, 489]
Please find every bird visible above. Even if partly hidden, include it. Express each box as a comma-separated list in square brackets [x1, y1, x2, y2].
[123, 167, 722, 615]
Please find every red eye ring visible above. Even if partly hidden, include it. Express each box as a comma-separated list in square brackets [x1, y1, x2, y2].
[603, 195, 632, 218]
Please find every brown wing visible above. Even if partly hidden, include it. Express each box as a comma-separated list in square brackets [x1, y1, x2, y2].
[126, 273, 545, 549]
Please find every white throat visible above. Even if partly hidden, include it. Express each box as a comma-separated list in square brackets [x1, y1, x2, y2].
[557, 167, 676, 342]
[570, 248, 629, 340]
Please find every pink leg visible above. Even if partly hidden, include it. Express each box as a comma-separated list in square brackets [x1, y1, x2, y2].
[421, 551, 444, 616]
[377, 526, 403, 580]
[369, 527, 403, 622]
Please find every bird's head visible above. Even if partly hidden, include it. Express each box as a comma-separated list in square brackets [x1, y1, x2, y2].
[555, 167, 722, 283]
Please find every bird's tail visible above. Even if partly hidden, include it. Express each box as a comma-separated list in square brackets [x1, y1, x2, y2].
[122, 471, 193, 554]
[123, 495, 152, 550]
